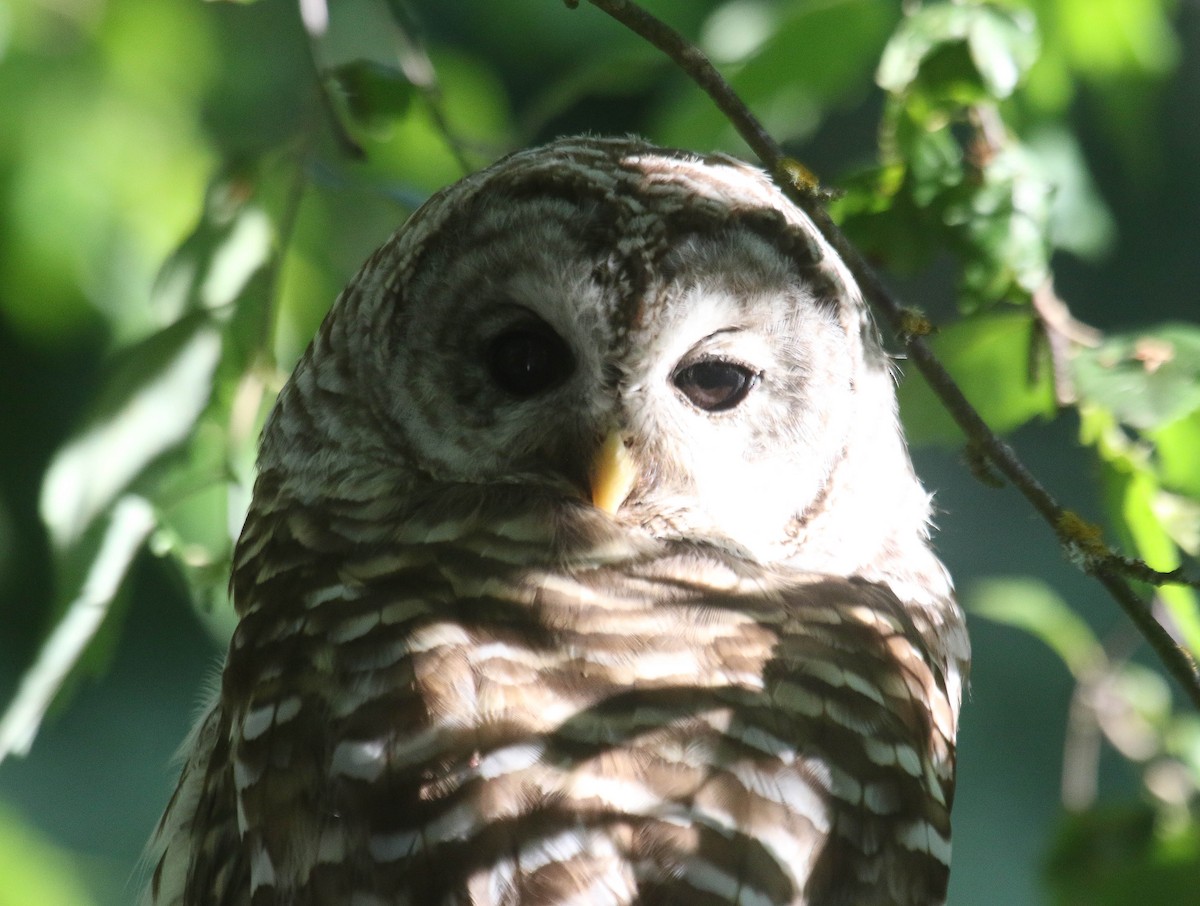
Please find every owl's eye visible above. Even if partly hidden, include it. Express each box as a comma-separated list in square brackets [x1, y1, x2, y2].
[673, 359, 759, 412]
[486, 325, 575, 398]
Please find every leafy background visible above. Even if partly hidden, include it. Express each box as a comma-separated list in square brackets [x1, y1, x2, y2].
[0, 0, 1198, 903]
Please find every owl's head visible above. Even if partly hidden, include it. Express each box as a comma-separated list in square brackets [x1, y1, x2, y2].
[259, 137, 946, 597]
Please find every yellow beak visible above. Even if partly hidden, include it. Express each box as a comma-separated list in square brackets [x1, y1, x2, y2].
[589, 431, 637, 514]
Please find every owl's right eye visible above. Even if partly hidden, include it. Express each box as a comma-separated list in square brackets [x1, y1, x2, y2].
[486, 325, 575, 398]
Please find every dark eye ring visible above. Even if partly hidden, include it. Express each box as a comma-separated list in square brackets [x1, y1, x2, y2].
[485, 324, 575, 399]
[672, 359, 759, 412]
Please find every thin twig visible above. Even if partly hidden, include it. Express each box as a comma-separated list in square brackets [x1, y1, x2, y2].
[300, 19, 367, 161]
[1032, 278, 1102, 406]
[1061, 671, 1103, 810]
[1060, 624, 1142, 811]
[259, 151, 311, 369]
[573, 0, 1200, 708]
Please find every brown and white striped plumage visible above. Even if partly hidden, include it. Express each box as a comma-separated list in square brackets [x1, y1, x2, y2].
[147, 136, 969, 906]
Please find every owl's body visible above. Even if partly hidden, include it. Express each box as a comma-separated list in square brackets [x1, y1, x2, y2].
[148, 137, 968, 906]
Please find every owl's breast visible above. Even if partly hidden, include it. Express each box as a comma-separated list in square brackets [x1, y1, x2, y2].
[224, 533, 955, 905]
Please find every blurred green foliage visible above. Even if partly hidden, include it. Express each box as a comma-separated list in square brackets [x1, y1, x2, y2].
[0, 1, 1197, 904]
[0, 803, 97, 906]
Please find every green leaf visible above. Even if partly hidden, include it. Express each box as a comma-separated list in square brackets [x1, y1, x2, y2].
[877, 3, 1038, 100]
[941, 143, 1053, 308]
[967, 576, 1101, 677]
[151, 175, 275, 328]
[1045, 805, 1200, 906]
[0, 496, 155, 761]
[148, 368, 267, 641]
[898, 113, 963, 207]
[898, 312, 1057, 445]
[1082, 663, 1175, 769]
[1150, 410, 1200, 499]
[1073, 324, 1200, 431]
[733, 0, 898, 107]
[699, 0, 782, 64]
[10, 310, 231, 755]
[1083, 406, 1200, 655]
[965, 4, 1039, 98]
[1120, 482, 1200, 655]
[526, 45, 667, 140]
[1116, 462, 1184, 575]
[0, 0, 217, 347]
[1166, 714, 1200, 782]
[1026, 125, 1116, 261]
[659, 0, 898, 150]
[832, 164, 940, 272]
[38, 314, 223, 550]
[328, 60, 416, 129]
[1106, 662, 1173, 744]
[0, 803, 98, 905]
[1046, 0, 1179, 80]
[1151, 491, 1200, 558]
[351, 49, 512, 188]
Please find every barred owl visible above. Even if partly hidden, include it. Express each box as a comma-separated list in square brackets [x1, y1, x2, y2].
[147, 136, 969, 906]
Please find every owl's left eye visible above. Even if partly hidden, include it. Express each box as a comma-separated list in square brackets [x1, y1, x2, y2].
[486, 325, 575, 398]
[673, 359, 759, 412]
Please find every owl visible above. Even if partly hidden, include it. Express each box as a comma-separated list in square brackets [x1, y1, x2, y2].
[146, 136, 969, 906]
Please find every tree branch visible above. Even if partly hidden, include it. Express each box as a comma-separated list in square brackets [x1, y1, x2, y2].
[572, 0, 1200, 708]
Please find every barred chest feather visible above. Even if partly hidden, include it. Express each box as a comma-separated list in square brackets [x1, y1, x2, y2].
[150, 499, 961, 906]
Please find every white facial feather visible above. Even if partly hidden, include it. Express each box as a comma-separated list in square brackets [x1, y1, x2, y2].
[256, 136, 947, 599]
